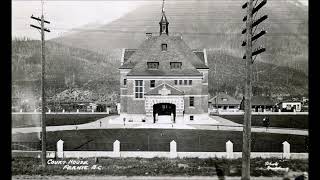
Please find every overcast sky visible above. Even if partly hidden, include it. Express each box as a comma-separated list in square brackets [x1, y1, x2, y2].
[12, 1, 149, 40]
[12, 0, 308, 40]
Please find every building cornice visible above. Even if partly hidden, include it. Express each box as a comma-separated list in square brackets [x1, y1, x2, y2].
[126, 76, 203, 79]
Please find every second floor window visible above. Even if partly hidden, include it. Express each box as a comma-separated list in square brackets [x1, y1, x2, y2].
[135, 80, 143, 99]
[123, 79, 127, 86]
[161, 43, 167, 51]
[190, 97, 194, 107]
[170, 62, 182, 69]
[150, 80, 155, 88]
[174, 80, 192, 86]
[147, 62, 159, 69]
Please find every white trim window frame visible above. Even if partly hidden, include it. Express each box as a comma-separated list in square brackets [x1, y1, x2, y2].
[175, 79, 192, 86]
[150, 80, 156, 88]
[134, 80, 144, 99]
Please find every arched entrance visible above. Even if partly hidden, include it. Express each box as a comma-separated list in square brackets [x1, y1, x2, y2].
[153, 103, 176, 123]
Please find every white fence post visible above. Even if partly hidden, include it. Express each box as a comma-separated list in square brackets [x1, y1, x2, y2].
[170, 140, 177, 158]
[57, 139, 64, 158]
[20, 109, 23, 113]
[117, 103, 121, 114]
[92, 109, 94, 113]
[113, 140, 120, 157]
[77, 109, 79, 113]
[226, 140, 234, 159]
[34, 109, 37, 112]
[48, 109, 51, 113]
[283, 141, 290, 159]
[62, 109, 65, 113]
[106, 107, 110, 114]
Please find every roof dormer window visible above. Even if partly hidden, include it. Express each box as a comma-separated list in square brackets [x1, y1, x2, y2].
[161, 43, 167, 51]
[147, 62, 159, 69]
[170, 62, 182, 69]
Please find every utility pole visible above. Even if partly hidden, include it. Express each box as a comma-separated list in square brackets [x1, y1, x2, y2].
[241, 0, 267, 179]
[30, 1, 51, 168]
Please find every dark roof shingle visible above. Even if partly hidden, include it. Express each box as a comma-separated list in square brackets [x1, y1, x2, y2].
[209, 93, 240, 105]
[119, 34, 209, 76]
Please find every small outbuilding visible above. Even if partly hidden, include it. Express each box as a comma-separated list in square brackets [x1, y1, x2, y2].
[240, 96, 276, 112]
[277, 101, 302, 112]
[209, 93, 240, 112]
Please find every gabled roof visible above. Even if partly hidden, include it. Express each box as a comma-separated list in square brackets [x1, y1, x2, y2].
[145, 83, 184, 95]
[123, 49, 137, 64]
[122, 48, 207, 69]
[193, 50, 205, 64]
[119, 35, 209, 76]
[251, 96, 275, 106]
[209, 93, 240, 105]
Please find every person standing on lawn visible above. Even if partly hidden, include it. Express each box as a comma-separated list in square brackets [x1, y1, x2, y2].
[214, 163, 225, 180]
[263, 116, 270, 131]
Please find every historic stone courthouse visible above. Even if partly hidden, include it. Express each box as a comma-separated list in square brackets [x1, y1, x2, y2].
[119, 5, 209, 124]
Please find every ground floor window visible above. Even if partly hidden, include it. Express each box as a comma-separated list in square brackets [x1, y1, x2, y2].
[190, 115, 194, 120]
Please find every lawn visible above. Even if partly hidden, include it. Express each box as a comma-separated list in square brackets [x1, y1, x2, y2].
[12, 114, 110, 128]
[12, 129, 309, 153]
[218, 115, 308, 129]
[11, 157, 308, 177]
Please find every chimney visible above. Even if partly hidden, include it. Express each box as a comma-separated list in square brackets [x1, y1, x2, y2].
[146, 33, 152, 39]
[203, 48, 208, 66]
[120, 48, 125, 66]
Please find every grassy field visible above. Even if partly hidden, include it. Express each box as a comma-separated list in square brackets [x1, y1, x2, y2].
[12, 114, 110, 128]
[12, 129, 308, 152]
[218, 115, 308, 129]
[12, 157, 308, 177]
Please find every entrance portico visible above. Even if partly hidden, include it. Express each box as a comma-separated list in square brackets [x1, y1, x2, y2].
[153, 103, 176, 123]
[145, 84, 184, 123]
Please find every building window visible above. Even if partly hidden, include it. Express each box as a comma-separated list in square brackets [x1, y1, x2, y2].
[190, 97, 194, 107]
[190, 115, 194, 121]
[123, 79, 127, 86]
[179, 80, 183, 85]
[162, 24, 166, 33]
[150, 80, 155, 88]
[161, 43, 167, 51]
[147, 62, 159, 69]
[189, 80, 192, 85]
[174, 80, 178, 85]
[135, 80, 144, 98]
[184, 80, 188, 85]
[170, 62, 182, 69]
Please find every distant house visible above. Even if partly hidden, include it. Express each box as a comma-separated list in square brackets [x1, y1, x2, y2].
[208, 93, 240, 112]
[240, 96, 276, 112]
[277, 101, 302, 112]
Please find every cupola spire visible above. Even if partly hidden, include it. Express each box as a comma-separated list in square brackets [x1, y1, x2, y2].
[159, 0, 169, 35]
